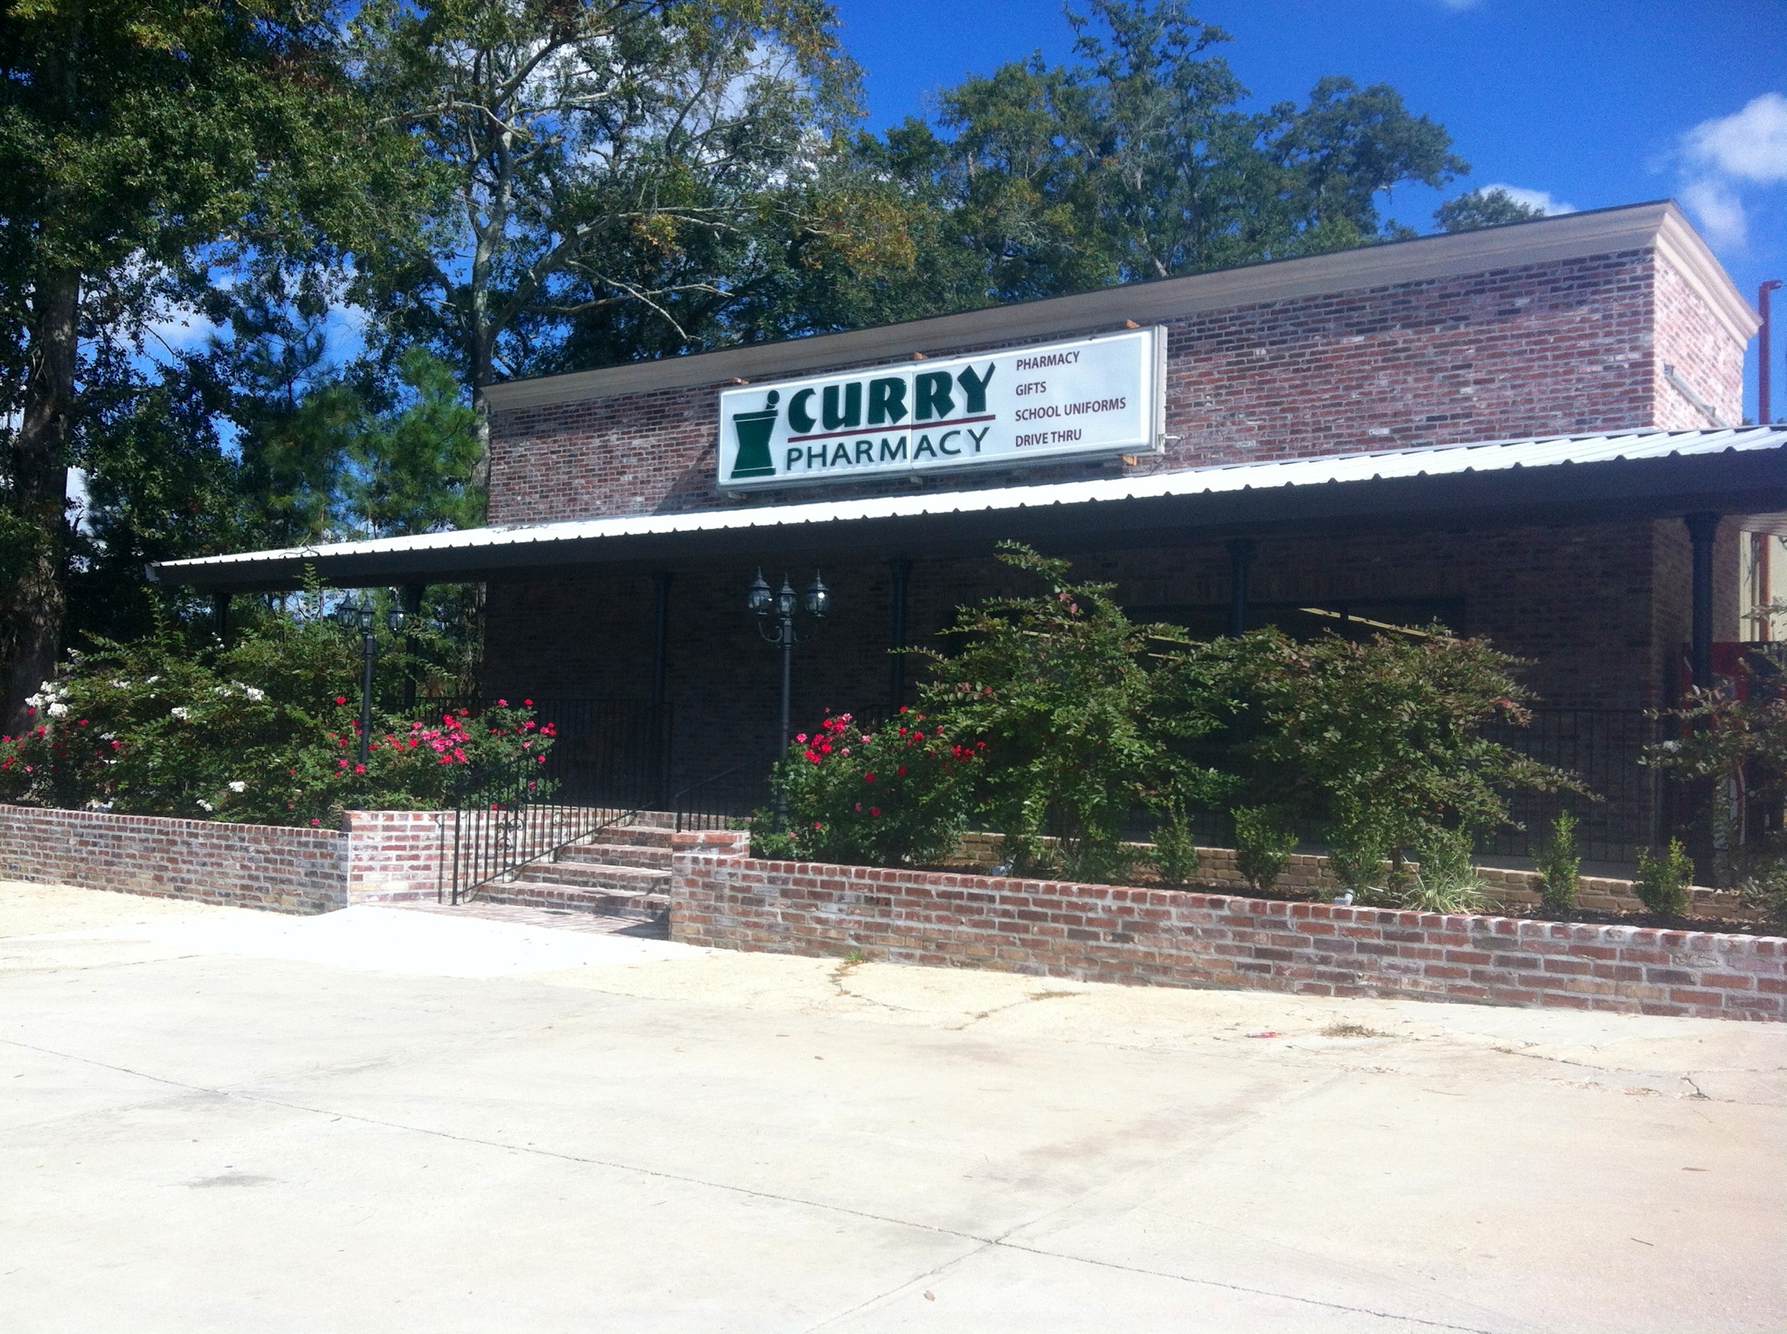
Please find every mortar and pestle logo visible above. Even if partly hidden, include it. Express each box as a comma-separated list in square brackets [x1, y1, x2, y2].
[729, 390, 780, 479]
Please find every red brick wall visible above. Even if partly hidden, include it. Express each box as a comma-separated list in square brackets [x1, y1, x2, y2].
[670, 854, 1786, 1021]
[344, 809, 453, 904]
[0, 805, 349, 914]
[1653, 252, 1746, 428]
[489, 248, 1700, 526]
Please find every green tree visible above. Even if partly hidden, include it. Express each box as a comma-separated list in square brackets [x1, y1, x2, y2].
[348, 0, 867, 470]
[852, 0, 1465, 313]
[0, 0, 386, 728]
[1435, 186, 1546, 233]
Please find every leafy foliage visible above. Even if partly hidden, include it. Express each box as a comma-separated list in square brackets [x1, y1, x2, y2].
[1634, 840, 1693, 919]
[1645, 685, 1787, 927]
[1435, 187, 1546, 234]
[1191, 625, 1577, 875]
[0, 606, 550, 827]
[913, 543, 1229, 882]
[1402, 826, 1489, 913]
[755, 710, 977, 867]
[1536, 811, 1581, 911]
[1232, 805, 1297, 894]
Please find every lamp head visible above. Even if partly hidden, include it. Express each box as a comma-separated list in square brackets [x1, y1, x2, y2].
[775, 576, 797, 619]
[386, 603, 409, 635]
[746, 568, 772, 616]
[803, 572, 830, 619]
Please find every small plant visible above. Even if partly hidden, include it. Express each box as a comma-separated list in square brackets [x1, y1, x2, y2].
[1401, 826, 1488, 913]
[1150, 806, 1200, 887]
[1321, 1021, 1382, 1038]
[1634, 839, 1694, 917]
[1536, 810, 1580, 911]
[1233, 805, 1297, 893]
[1326, 824, 1389, 902]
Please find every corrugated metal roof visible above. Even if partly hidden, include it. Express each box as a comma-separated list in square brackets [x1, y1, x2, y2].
[157, 426, 1787, 577]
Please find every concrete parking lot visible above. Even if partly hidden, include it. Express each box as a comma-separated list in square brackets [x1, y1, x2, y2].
[2, 880, 1782, 1332]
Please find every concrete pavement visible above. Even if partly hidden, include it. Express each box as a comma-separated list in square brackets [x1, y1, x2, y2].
[1, 880, 1782, 1332]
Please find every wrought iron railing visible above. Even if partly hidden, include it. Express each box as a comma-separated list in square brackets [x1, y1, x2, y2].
[422, 696, 673, 808]
[671, 761, 764, 832]
[437, 746, 637, 904]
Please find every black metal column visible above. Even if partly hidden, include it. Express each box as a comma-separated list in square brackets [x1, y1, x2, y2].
[1227, 539, 1256, 637]
[888, 558, 912, 713]
[400, 584, 424, 711]
[650, 572, 672, 805]
[1685, 512, 1720, 688]
[211, 592, 231, 645]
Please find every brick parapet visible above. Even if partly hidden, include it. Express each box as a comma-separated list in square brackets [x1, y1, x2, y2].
[669, 854, 1785, 1021]
[488, 248, 1706, 526]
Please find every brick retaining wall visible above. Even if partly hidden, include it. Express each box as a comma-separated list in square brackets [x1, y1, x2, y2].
[670, 855, 1785, 1021]
[0, 805, 349, 914]
[343, 809, 453, 904]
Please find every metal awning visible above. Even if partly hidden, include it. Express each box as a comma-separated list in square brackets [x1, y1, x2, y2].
[155, 426, 1787, 591]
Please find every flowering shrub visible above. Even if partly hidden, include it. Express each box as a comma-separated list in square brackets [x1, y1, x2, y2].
[756, 710, 977, 866]
[0, 621, 553, 827]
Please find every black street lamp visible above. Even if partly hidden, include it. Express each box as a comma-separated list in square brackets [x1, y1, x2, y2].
[334, 592, 409, 767]
[748, 568, 831, 825]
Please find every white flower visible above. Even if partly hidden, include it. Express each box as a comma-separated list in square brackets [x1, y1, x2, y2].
[242, 687, 265, 702]
[196, 799, 213, 812]
[1661, 739, 1682, 753]
[46, 702, 67, 718]
[24, 694, 43, 709]
[228, 780, 246, 793]
[110, 680, 129, 689]
[170, 707, 190, 720]
[145, 675, 160, 685]
[38, 681, 54, 695]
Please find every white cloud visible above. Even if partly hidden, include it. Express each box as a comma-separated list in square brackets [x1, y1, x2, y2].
[1482, 183, 1576, 216]
[1679, 177, 1748, 248]
[1675, 91, 1787, 251]
[1684, 92, 1787, 184]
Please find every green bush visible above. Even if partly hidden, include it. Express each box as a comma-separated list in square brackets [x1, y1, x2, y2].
[1402, 826, 1488, 913]
[1536, 811, 1580, 911]
[1634, 840, 1693, 918]
[758, 710, 976, 867]
[1233, 805, 1297, 893]
[0, 618, 551, 826]
[1193, 626, 1579, 884]
[1150, 806, 1200, 887]
[917, 543, 1229, 881]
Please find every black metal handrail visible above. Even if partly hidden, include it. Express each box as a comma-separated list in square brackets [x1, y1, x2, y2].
[437, 746, 636, 905]
[672, 762, 760, 832]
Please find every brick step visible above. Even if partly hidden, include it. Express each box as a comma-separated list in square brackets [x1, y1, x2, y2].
[590, 825, 675, 849]
[475, 880, 666, 918]
[515, 859, 670, 893]
[625, 810, 679, 829]
[558, 843, 672, 871]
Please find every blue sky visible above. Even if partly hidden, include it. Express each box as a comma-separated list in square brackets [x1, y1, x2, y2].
[832, 0, 1787, 423]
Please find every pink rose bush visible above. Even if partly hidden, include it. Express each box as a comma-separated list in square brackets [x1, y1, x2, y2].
[757, 709, 978, 866]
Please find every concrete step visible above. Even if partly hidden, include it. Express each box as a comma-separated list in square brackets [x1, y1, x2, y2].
[515, 859, 670, 893]
[558, 843, 672, 871]
[475, 880, 666, 919]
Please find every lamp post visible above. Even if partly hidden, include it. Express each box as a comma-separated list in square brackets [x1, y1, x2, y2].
[334, 593, 409, 767]
[748, 568, 831, 825]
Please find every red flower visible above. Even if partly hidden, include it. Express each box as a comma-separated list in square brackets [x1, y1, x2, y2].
[496, 698, 507, 706]
[335, 695, 347, 705]
[310, 818, 320, 826]
[523, 698, 533, 706]
[863, 772, 875, 783]
[354, 763, 366, 774]
[897, 765, 907, 776]
[869, 807, 880, 817]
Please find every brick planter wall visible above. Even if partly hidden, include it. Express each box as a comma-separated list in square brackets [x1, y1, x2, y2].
[670, 855, 1786, 1021]
[0, 805, 349, 914]
[344, 809, 454, 904]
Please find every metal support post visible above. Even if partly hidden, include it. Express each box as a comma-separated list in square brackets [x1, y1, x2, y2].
[888, 559, 912, 713]
[1227, 538, 1256, 637]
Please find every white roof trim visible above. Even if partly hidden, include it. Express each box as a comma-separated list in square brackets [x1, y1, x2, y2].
[160, 426, 1787, 574]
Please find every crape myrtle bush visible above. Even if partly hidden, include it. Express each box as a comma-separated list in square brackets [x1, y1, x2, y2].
[0, 612, 553, 828]
[1646, 680, 1787, 927]
[766, 544, 1575, 892]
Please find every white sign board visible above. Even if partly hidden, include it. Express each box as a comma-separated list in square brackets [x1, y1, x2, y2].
[716, 327, 1163, 490]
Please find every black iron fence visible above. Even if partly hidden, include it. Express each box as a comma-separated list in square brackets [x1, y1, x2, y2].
[422, 696, 672, 809]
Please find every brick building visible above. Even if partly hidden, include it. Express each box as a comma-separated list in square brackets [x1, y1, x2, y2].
[164, 201, 1785, 863]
